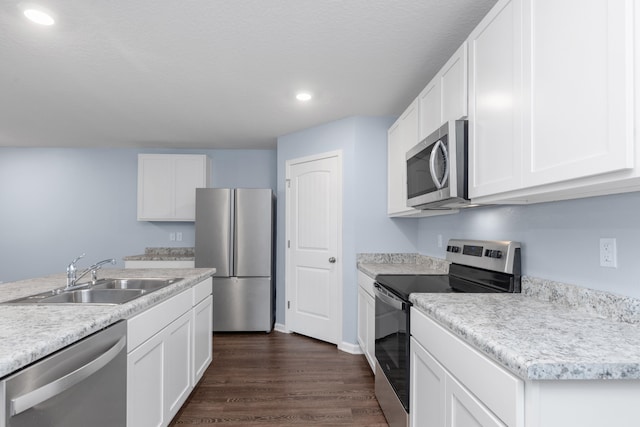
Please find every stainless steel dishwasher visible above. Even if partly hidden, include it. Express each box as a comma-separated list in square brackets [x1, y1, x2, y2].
[1, 321, 127, 426]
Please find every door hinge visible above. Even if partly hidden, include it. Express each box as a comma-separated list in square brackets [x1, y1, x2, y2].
[287, 240, 290, 248]
[287, 301, 290, 309]
[286, 179, 291, 188]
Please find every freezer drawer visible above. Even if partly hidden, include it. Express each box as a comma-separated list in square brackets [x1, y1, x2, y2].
[213, 277, 273, 332]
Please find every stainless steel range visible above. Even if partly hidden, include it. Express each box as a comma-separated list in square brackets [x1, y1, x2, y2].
[373, 239, 522, 427]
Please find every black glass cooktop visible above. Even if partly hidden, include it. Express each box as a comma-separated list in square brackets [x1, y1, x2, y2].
[374, 274, 453, 301]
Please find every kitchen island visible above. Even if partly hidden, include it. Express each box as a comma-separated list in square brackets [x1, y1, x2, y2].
[0, 267, 214, 378]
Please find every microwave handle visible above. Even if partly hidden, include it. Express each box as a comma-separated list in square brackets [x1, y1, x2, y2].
[429, 140, 449, 189]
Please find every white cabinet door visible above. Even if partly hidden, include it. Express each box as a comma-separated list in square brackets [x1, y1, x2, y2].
[138, 154, 209, 221]
[419, 42, 468, 142]
[357, 286, 367, 355]
[410, 337, 446, 427]
[357, 271, 376, 372]
[357, 283, 376, 372]
[138, 155, 174, 220]
[418, 80, 442, 141]
[468, 0, 524, 198]
[127, 332, 165, 427]
[164, 311, 193, 422]
[174, 156, 208, 220]
[364, 289, 375, 370]
[446, 375, 506, 427]
[469, 0, 634, 202]
[192, 295, 213, 385]
[521, 0, 634, 187]
[388, 99, 420, 216]
[441, 42, 468, 125]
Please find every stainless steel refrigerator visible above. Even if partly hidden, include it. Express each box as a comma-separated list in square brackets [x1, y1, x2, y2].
[194, 188, 275, 332]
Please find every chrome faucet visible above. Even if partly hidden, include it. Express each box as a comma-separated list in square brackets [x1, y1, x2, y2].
[66, 254, 116, 289]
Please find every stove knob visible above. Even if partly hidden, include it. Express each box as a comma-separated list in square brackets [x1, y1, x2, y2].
[485, 250, 503, 259]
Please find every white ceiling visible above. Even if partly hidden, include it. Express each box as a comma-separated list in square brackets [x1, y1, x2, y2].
[1, 0, 496, 149]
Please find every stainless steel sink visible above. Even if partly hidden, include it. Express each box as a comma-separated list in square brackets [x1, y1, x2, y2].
[92, 278, 182, 291]
[1, 277, 182, 305]
[41, 289, 145, 304]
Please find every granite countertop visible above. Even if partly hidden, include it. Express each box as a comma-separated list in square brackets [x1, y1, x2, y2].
[410, 291, 640, 381]
[357, 253, 449, 279]
[123, 247, 195, 261]
[356, 255, 640, 382]
[0, 267, 215, 378]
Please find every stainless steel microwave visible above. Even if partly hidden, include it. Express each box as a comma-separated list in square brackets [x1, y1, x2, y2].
[406, 120, 469, 209]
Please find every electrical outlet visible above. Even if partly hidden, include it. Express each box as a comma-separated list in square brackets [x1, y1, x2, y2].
[176, 232, 182, 241]
[169, 232, 176, 241]
[599, 238, 617, 268]
[437, 234, 443, 248]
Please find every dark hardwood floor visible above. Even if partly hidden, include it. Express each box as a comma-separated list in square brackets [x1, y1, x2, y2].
[170, 331, 388, 426]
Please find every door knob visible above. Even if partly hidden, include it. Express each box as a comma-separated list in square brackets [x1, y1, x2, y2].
[329, 257, 336, 263]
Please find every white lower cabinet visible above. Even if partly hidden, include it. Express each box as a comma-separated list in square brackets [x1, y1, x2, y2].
[411, 307, 523, 427]
[127, 330, 165, 427]
[410, 336, 446, 426]
[357, 271, 376, 372]
[411, 307, 640, 427]
[164, 311, 193, 421]
[192, 295, 213, 384]
[127, 278, 213, 427]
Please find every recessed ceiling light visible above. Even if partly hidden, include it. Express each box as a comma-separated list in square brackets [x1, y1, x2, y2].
[296, 92, 312, 102]
[23, 8, 55, 25]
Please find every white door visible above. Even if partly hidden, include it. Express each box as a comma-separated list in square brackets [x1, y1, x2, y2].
[286, 151, 342, 345]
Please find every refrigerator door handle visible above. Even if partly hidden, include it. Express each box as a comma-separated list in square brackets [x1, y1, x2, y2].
[230, 189, 236, 276]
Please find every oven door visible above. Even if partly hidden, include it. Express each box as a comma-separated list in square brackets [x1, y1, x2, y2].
[374, 283, 410, 413]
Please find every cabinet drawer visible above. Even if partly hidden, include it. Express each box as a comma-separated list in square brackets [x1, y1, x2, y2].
[192, 277, 212, 306]
[411, 307, 523, 426]
[128, 289, 192, 352]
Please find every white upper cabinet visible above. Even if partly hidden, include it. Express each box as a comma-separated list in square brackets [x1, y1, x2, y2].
[521, 0, 634, 187]
[468, 0, 524, 198]
[387, 99, 420, 216]
[418, 80, 441, 141]
[419, 42, 469, 141]
[469, 0, 635, 202]
[137, 154, 210, 221]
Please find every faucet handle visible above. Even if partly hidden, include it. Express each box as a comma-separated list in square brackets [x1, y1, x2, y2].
[68, 253, 85, 269]
[90, 258, 116, 282]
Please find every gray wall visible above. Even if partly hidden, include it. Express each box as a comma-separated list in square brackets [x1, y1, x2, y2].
[417, 192, 640, 298]
[0, 147, 276, 283]
[277, 115, 417, 345]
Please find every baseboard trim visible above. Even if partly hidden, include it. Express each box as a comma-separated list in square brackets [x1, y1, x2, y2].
[274, 323, 289, 333]
[338, 341, 363, 355]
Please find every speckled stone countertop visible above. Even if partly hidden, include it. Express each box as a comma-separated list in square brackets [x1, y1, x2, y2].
[410, 285, 640, 381]
[357, 253, 449, 278]
[357, 255, 640, 381]
[0, 267, 214, 378]
[123, 247, 195, 261]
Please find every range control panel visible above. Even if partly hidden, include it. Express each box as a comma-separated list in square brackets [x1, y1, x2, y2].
[446, 239, 521, 274]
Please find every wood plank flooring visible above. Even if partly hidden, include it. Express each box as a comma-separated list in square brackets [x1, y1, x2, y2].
[170, 331, 388, 426]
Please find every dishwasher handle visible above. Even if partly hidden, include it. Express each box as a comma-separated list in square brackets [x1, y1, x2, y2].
[10, 335, 126, 416]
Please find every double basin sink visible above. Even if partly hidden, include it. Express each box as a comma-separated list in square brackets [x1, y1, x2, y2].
[3, 278, 182, 305]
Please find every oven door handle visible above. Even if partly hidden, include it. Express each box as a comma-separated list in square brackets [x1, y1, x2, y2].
[374, 284, 405, 310]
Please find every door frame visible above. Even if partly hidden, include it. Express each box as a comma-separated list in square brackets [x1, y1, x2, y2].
[284, 149, 344, 347]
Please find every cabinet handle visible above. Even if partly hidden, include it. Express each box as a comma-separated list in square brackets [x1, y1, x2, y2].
[329, 257, 336, 263]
